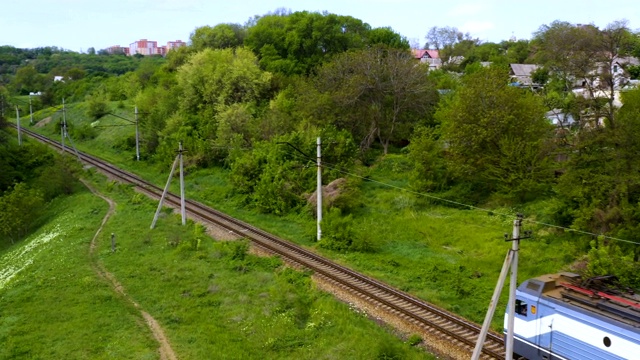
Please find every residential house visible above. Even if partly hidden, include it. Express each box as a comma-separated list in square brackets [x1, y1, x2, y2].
[411, 49, 441, 70]
[571, 56, 640, 107]
[545, 109, 575, 128]
[509, 64, 540, 87]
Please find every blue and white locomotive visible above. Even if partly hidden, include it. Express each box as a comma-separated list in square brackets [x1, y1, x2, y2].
[506, 273, 640, 360]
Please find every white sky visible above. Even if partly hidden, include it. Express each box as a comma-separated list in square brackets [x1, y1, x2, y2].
[1, 0, 638, 52]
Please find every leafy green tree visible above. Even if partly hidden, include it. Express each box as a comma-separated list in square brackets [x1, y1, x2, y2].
[628, 64, 640, 80]
[164, 45, 194, 72]
[0, 183, 44, 244]
[135, 73, 180, 157]
[11, 65, 45, 94]
[212, 103, 255, 161]
[583, 241, 639, 289]
[438, 66, 554, 201]
[229, 128, 356, 215]
[313, 46, 438, 154]
[532, 20, 634, 128]
[177, 47, 271, 118]
[408, 126, 450, 192]
[33, 156, 79, 200]
[245, 11, 371, 75]
[367, 27, 410, 49]
[85, 88, 110, 119]
[190, 24, 245, 51]
[554, 89, 640, 259]
[424, 26, 467, 50]
[151, 47, 271, 165]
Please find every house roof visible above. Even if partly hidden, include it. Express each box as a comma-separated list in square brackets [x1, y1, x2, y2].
[615, 56, 640, 67]
[412, 49, 439, 59]
[510, 64, 539, 77]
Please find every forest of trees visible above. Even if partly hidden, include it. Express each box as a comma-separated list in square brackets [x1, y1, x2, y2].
[1, 11, 640, 287]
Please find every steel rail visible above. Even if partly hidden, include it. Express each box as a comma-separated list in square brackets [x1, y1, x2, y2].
[15, 125, 506, 359]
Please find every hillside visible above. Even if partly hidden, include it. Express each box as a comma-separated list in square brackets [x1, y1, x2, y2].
[0, 165, 433, 359]
[15, 102, 581, 328]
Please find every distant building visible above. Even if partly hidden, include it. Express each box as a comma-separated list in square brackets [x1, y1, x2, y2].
[129, 39, 158, 56]
[411, 49, 441, 70]
[509, 64, 540, 86]
[106, 45, 130, 55]
[166, 40, 186, 51]
[103, 39, 186, 57]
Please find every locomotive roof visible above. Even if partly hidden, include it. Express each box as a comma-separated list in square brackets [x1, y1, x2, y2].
[518, 272, 640, 328]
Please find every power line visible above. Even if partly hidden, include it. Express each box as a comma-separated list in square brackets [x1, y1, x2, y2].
[281, 149, 640, 246]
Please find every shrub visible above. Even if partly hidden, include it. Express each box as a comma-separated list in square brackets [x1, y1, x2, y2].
[0, 183, 45, 244]
[86, 90, 110, 120]
[407, 334, 422, 346]
[318, 208, 374, 252]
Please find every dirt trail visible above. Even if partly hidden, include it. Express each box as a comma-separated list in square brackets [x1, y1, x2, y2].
[82, 179, 178, 360]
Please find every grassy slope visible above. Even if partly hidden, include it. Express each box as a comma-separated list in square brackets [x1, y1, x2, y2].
[0, 170, 432, 359]
[0, 189, 158, 359]
[20, 102, 581, 329]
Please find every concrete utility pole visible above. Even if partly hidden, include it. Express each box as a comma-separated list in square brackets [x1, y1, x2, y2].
[471, 249, 515, 359]
[64, 130, 82, 161]
[472, 214, 527, 360]
[134, 106, 140, 161]
[316, 137, 322, 241]
[151, 154, 180, 229]
[16, 106, 22, 145]
[179, 141, 186, 225]
[29, 95, 33, 125]
[151, 142, 187, 229]
[505, 214, 522, 360]
[61, 98, 67, 153]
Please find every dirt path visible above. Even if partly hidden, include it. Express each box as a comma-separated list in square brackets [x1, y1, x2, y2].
[82, 180, 178, 360]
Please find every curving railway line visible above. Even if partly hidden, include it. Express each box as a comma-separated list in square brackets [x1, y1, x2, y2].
[16, 125, 507, 360]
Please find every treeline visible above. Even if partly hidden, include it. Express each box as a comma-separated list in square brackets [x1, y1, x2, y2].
[0, 117, 81, 246]
[1, 11, 639, 286]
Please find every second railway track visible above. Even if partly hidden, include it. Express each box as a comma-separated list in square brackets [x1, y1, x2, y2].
[18, 125, 507, 360]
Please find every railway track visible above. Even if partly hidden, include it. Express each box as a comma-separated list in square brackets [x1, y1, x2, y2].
[16, 125, 507, 360]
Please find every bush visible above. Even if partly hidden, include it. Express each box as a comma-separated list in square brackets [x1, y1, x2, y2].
[318, 208, 374, 252]
[33, 156, 79, 200]
[70, 123, 97, 141]
[86, 91, 110, 120]
[0, 183, 45, 244]
[583, 240, 640, 289]
[407, 334, 422, 346]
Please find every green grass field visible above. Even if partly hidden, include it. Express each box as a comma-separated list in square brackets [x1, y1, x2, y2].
[8, 100, 583, 336]
[0, 171, 434, 359]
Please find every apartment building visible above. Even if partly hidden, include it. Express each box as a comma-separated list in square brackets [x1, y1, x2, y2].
[129, 39, 158, 56]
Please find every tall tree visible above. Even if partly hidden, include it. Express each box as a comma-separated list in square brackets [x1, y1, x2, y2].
[313, 46, 438, 154]
[190, 23, 245, 51]
[438, 66, 554, 200]
[245, 11, 372, 75]
[555, 88, 640, 259]
[533, 20, 634, 129]
[425, 26, 465, 50]
[158, 47, 272, 165]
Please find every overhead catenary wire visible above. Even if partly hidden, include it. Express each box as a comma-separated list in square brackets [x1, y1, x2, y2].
[281, 148, 640, 246]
